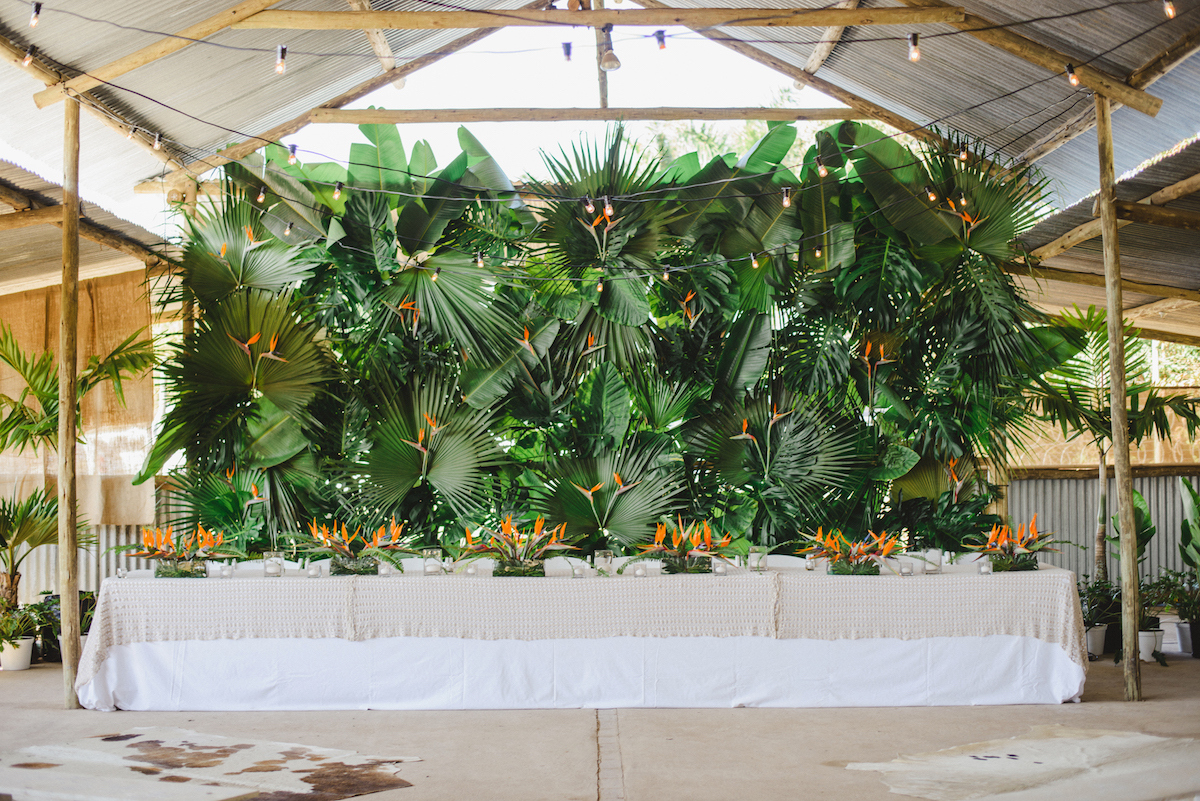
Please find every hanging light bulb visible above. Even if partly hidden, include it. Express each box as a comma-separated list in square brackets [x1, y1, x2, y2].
[907, 33, 920, 62]
[29, 2, 41, 28]
[655, 30, 666, 50]
[958, 191, 968, 208]
[562, 42, 572, 61]
[21, 46, 35, 67]
[476, 252, 485, 269]
[781, 186, 792, 208]
[288, 144, 298, 165]
[599, 24, 621, 72]
[275, 45, 287, 75]
[603, 196, 614, 216]
[153, 133, 162, 151]
[751, 254, 759, 269]
[597, 278, 605, 292]
[924, 185, 937, 202]
[814, 246, 823, 258]
[333, 181, 344, 200]
[661, 270, 669, 281]
[1164, 0, 1176, 18]
[257, 186, 267, 203]
[958, 145, 968, 162]
[126, 125, 136, 140]
[1066, 64, 1080, 87]
[431, 266, 441, 282]
[816, 156, 829, 178]
[584, 196, 595, 214]
[284, 222, 293, 236]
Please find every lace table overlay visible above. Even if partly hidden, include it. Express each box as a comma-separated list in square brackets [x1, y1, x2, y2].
[76, 568, 1085, 691]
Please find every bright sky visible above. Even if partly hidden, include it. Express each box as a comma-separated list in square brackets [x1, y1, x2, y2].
[283, 18, 841, 182]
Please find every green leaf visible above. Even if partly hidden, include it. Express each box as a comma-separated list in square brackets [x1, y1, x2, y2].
[578, 363, 631, 450]
[871, 444, 920, 480]
[246, 398, 310, 469]
[715, 313, 772, 395]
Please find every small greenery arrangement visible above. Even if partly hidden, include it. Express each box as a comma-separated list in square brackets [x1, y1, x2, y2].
[620, 518, 737, 574]
[1077, 575, 1120, 629]
[1164, 570, 1199, 623]
[965, 515, 1058, 572]
[461, 515, 574, 576]
[113, 525, 243, 577]
[298, 518, 413, 574]
[798, 528, 903, 575]
[0, 604, 43, 649]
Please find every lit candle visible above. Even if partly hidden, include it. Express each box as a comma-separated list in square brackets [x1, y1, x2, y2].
[466, 566, 477, 576]
[573, 567, 585, 578]
[714, 564, 726, 575]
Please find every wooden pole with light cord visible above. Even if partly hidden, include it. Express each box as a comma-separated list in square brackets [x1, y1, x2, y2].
[1095, 93, 1141, 702]
[58, 96, 82, 710]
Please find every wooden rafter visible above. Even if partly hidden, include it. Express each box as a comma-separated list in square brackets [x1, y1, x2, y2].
[0, 34, 187, 171]
[1114, 199, 1200, 231]
[33, 0, 282, 109]
[635, 0, 938, 146]
[0, 180, 166, 267]
[892, 0, 1161, 117]
[0, 205, 68, 231]
[1018, 22, 1200, 164]
[804, 0, 859, 74]
[1005, 264, 1200, 305]
[1028, 169, 1200, 261]
[309, 107, 867, 124]
[347, 0, 407, 88]
[138, 0, 551, 190]
[1123, 297, 1199, 320]
[233, 7, 966, 31]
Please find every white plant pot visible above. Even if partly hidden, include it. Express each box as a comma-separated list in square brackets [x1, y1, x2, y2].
[1180, 623, 1194, 655]
[1086, 623, 1108, 656]
[1138, 630, 1160, 663]
[1155, 629, 1164, 652]
[0, 637, 35, 671]
[79, 634, 88, 654]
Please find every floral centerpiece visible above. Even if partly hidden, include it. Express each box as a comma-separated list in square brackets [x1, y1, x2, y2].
[299, 518, 412, 574]
[115, 526, 242, 577]
[460, 515, 574, 576]
[965, 515, 1058, 572]
[620, 517, 736, 574]
[798, 528, 903, 575]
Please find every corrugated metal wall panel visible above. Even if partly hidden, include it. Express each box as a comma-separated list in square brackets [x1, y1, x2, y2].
[1009, 474, 1195, 580]
[15, 525, 150, 605]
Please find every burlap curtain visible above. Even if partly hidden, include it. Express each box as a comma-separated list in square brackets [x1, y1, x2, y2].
[0, 270, 154, 524]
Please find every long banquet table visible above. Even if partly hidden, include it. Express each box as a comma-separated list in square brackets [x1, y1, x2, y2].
[76, 566, 1087, 711]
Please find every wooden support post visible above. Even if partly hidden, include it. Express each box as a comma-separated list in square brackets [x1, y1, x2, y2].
[58, 96, 82, 710]
[594, 0, 609, 110]
[181, 181, 197, 337]
[1096, 94, 1140, 702]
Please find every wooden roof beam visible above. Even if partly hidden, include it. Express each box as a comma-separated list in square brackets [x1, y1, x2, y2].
[346, 0, 407, 88]
[0, 180, 166, 266]
[0, 205, 69, 231]
[892, 0, 1161, 117]
[1123, 297, 1200, 321]
[1114, 199, 1200, 231]
[309, 107, 868, 124]
[33, 0, 282, 109]
[233, 7, 965, 31]
[1, 34, 187, 171]
[1007, 263, 1200, 304]
[138, 0, 551, 189]
[804, 0, 859, 74]
[1028, 168, 1200, 260]
[1018, 22, 1200, 164]
[635, 0, 940, 146]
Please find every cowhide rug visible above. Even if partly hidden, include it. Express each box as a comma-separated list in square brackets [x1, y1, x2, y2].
[0, 727, 419, 801]
[847, 725, 1200, 801]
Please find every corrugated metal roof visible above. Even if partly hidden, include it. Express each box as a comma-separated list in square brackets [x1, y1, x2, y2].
[0, 0, 1196, 236]
[0, 159, 171, 293]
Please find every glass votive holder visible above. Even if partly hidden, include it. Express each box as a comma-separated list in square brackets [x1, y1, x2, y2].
[712, 559, 727, 575]
[594, 550, 614, 575]
[978, 561, 993, 575]
[116, 567, 127, 579]
[422, 547, 441, 575]
[633, 566, 647, 577]
[306, 564, 321, 578]
[378, 561, 394, 577]
[221, 564, 235, 578]
[263, 551, 284, 577]
[572, 566, 585, 578]
[748, 545, 769, 572]
[465, 564, 478, 576]
[804, 556, 815, 571]
[899, 563, 914, 577]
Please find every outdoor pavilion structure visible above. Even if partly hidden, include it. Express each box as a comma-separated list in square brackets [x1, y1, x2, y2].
[1, 0, 1199, 708]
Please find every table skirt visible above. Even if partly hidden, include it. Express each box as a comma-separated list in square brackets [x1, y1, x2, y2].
[77, 634, 1085, 711]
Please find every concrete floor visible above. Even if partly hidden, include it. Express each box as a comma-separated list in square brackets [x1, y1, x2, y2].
[2, 652, 1198, 801]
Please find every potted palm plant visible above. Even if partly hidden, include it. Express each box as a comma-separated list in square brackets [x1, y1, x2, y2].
[1, 490, 94, 609]
[1078, 575, 1119, 658]
[1166, 571, 1198, 658]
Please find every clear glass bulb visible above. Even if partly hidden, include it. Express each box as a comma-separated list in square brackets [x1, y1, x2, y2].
[600, 49, 621, 72]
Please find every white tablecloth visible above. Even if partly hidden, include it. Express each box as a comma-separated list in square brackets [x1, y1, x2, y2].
[77, 568, 1087, 711]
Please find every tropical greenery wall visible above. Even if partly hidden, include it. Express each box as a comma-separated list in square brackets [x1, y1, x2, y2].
[139, 119, 1071, 554]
